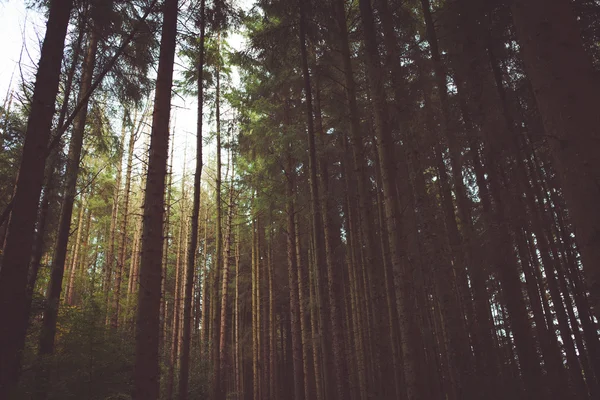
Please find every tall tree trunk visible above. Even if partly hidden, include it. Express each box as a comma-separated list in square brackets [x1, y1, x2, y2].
[235, 227, 241, 400]
[200, 205, 211, 355]
[66, 200, 86, 305]
[28, 17, 84, 320]
[168, 184, 186, 400]
[178, 1, 205, 397]
[295, 213, 315, 400]
[285, 152, 305, 400]
[132, 0, 178, 397]
[218, 161, 235, 400]
[252, 216, 260, 400]
[35, 25, 99, 400]
[213, 30, 224, 399]
[161, 127, 175, 356]
[0, 1, 72, 395]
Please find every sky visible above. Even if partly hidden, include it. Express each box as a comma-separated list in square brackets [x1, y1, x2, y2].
[0, 0, 45, 102]
[0, 0, 251, 182]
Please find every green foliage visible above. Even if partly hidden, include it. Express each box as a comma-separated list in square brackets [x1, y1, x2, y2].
[17, 297, 135, 400]
[0, 102, 26, 211]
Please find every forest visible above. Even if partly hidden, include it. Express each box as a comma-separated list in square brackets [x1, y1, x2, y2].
[0, 0, 599, 399]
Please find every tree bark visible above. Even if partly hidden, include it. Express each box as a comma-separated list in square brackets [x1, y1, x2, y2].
[285, 152, 305, 400]
[35, 26, 99, 400]
[0, 1, 72, 395]
[178, 1, 205, 396]
[132, 0, 178, 397]
[218, 155, 235, 399]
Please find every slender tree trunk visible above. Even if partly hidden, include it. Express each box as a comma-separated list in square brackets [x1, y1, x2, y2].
[66, 200, 86, 305]
[106, 116, 126, 319]
[0, 1, 73, 395]
[235, 228, 241, 400]
[200, 206, 211, 354]
[34, 26, 99, 400]
[213, 31, 224, 399]
[168, 188, 186, 400]
[161, 127, 175, 356]
[285, 152, 305, 400]
[295, 213, 315, 400]
[178, 1, 205, 397]
[132, 0, 178, 397]
[28, 17, 84, 320]
[252, 217, 259, 400]
[114, 110, 137, 328]
[218, 155, 235, 400]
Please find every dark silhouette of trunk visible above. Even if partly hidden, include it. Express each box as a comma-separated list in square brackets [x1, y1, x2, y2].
[34, 25, 99, 400]
[0, 1, 72, 396]
[28, 17, 83, 317]
[178, 1, 205, 397]
[511, 0, 600, 314]
[132, 0, 178, 397]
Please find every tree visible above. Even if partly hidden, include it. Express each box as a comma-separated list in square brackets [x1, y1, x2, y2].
[178, 1, 206, 398]
[0, 1, 73, 396]
[132, 0, 178, 398]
